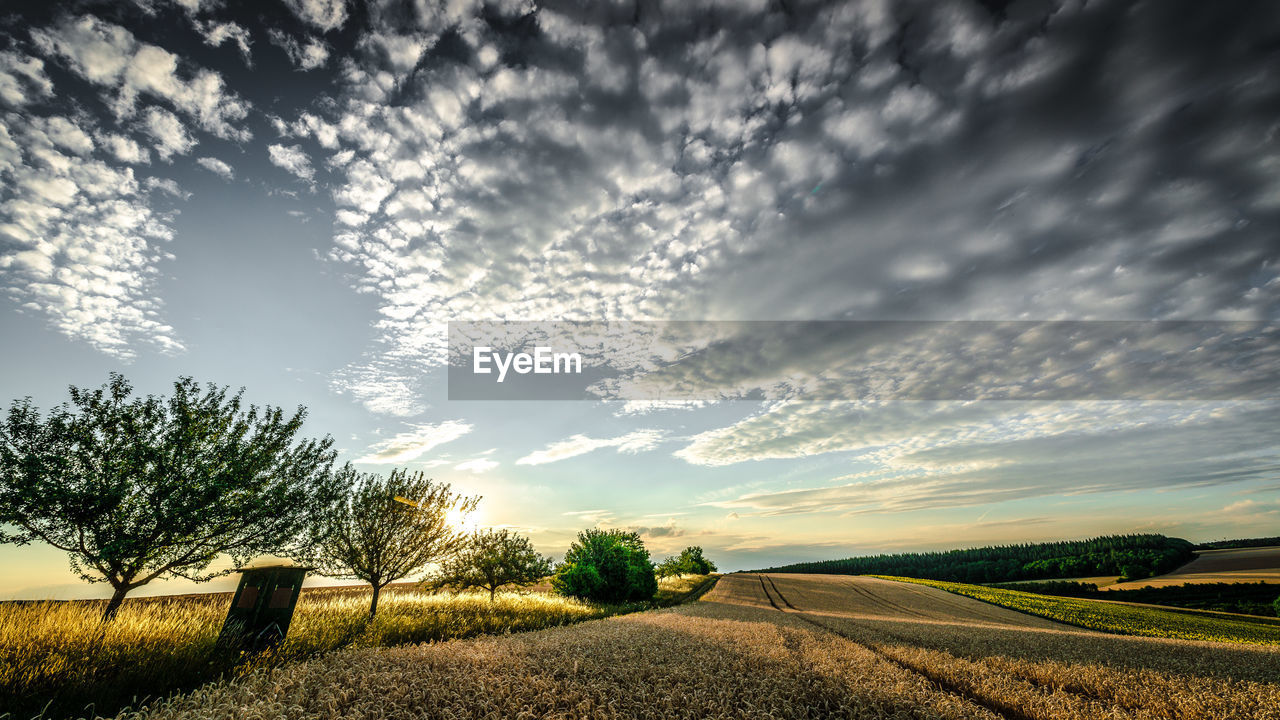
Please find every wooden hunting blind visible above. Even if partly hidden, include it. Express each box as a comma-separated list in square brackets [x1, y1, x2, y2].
[217, 564, 311, 651]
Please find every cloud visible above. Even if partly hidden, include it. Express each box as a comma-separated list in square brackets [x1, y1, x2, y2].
[267, 30, 330, 71]
[196, 156, 234, 180]
[33, 15, 252, 140]
[516, 430, 666, 466]
[455, 458, 499, 473]
[132, 0, 217, 16]
[197, 21, 252, 65]
[626, 521, 686, 539]
[281, 0, 349, 33]
[305, 0, 1277, 414]
[0, 51, 53, 106]
[267, 143, 314, 181]
[703, 400, 1280, 516]
[330, 361, 427, 416]
[354, 420, 473, 464]
[144, 176, 189, 199]
[101, 134, 151, 164]
[562, 509, 614, 526]
[141, 106, 194, 160]
[0, 111, 184, 358]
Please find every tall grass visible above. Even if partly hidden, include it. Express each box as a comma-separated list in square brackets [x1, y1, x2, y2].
[0, 576, 714, 720]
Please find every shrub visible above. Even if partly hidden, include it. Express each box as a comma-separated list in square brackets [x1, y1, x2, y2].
[553, 529, 657, 603]
[657, 546, 718, 577]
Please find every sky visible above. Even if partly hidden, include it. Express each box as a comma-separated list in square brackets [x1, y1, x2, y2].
[1, 0, 1278, 599]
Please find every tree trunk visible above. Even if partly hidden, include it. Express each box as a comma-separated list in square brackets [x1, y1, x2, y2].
[489, 585, 496, 602]
[369, 583, 382, 618]
[102, 585, 131, 622]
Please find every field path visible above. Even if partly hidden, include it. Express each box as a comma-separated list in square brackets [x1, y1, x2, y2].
[123, 574, 1280, 720]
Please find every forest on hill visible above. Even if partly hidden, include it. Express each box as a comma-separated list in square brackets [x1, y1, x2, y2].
[757, 534, 1195, 584]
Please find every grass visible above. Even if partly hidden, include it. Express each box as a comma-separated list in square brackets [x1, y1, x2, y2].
[0, 575, 715, 720]
[878, 575, 1280, 645]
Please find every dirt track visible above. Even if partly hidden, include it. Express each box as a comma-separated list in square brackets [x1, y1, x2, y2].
[125, 574, 1280, 720]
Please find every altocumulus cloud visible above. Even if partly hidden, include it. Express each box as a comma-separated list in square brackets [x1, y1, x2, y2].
[1, 0, 1276, 537]
[1, 9, 254, 357]
[290, 0, 1280, 419]
[267, 143, 315, 182]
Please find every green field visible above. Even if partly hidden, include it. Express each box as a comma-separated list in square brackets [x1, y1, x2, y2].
[0, 575, 716, 720]
[879, 575, 1280, 645]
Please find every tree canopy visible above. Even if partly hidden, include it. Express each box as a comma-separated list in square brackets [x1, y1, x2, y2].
[552, 529, 657, 603]
[0, 373, 342, 620]
[432, 528, 552, 600]
[657, 546, 717, 577]
[308, 468, 479, 617]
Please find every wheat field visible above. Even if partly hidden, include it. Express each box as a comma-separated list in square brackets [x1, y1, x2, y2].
[99, 574, 1280, 720]
[880, 575, 1280, 644]
[1, 576, 711, 720]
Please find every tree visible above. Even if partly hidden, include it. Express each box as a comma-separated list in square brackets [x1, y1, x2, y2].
[432, 528, 552, 601]
[657, 546, 718, 577]
[552, 529, 656, 603]
[0, 374, 342, 621]
[309, 468, 479, 617]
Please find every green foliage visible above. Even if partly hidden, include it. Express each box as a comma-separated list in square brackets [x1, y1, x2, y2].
[553, 561, 604, 599]
[307, 468, 479, 617]
[433, 528, 553, 600]
[552, 529, 657, 603]
[884, 576, 1280, 645]
[1119, 564, 1150, 582]
[0, 373, 341, 621]
[999, 580, 1280, 617]
[657, 546, 718, 577]
[759, 534, 1196, 584]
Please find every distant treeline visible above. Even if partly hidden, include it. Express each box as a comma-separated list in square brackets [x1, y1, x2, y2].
[1194, 537, 1280, 550]
[758, 534, 1195, 584]
[997, 581, 1280, 618]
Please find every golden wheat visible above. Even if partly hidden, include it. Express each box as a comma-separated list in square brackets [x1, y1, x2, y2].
[92, 574, 1280, 720]
[0, 576, 707, 720]
[878, 575, 1280, 644]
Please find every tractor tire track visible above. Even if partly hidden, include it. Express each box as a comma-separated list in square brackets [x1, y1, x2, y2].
[757, 575, 1038, 720]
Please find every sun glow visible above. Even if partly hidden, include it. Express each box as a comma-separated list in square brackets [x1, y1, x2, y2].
[446, 506, 481, 534]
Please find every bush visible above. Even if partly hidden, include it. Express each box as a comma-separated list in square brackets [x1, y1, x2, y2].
[1274, 593, 1280, 618]
[553, 529, 657, 603]
[657, 546, 718, 577]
